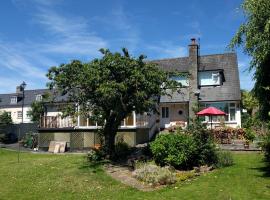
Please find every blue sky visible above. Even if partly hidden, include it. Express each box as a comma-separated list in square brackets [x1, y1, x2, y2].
[0, 0, 254, 93]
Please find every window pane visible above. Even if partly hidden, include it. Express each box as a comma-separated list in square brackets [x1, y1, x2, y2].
[79, 115, 87, 126]
[17, 111, 22, 119]
[199, 71, 220, 86]
[230, 108, 236, 121]
[162, 107, 165, 118]
[88, 118, 96, 126]
[170, 75, 189, 86]
[230, 103, 235, 107]
[166, 107, 169, 118]
[125, 113, 134, 126]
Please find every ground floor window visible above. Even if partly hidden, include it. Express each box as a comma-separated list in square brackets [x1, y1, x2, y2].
[200, 102, 237, 122]
[161, 107, 169, 118]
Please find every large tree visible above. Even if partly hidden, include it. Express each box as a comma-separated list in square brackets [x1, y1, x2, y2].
[47, 48, 178, 156]
[230, 0, 270, 120]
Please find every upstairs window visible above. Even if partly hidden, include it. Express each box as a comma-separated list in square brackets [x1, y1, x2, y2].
[17, 111, 22, 119]
[170, 75, 189, 87]
[36, 94, 42, 101]
[199, 71, 221, 86]
[10, 96, 17, 104]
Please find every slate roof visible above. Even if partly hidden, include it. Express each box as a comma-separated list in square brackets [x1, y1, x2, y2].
[0, 89, 68, 108]
[0, 53, 241, 107]
[154, 53, 241, 102]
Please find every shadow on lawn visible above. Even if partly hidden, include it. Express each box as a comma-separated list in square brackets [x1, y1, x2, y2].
[250, 160, 270, 178]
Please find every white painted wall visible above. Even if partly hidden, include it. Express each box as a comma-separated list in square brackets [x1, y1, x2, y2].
[0, 106, 32, 124]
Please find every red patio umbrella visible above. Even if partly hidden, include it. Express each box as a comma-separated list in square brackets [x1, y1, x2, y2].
[196, 107, 227, 129]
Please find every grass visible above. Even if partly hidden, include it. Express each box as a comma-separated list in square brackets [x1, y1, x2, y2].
[0, 149, 269, 200]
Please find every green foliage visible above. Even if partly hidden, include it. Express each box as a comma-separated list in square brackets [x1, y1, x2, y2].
[230, 0, 270, 121]
[150, 133, 197, 169]
[241, 90, 259, 115]
[215, 151, 234, 168]
[21, 132, 38, 149]
[29, 93, 50, 122]
[47, 48, 180, 155]
[175, 170, 196, 181]
[0, 111, 12, 126]
[151, 120, 218, 169]
[244, 128, 256, 142]
[133, 163, 176, 186]
[186, 120, 218, 166]
[86, 149, 105, 163]
[260, 133, 270, 162]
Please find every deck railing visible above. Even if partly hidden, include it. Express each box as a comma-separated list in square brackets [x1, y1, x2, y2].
[40, 113, 156, 129]
[40, 116, 75, 128]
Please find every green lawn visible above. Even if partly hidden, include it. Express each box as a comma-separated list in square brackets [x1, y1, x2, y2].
[0, 149, 269, 200]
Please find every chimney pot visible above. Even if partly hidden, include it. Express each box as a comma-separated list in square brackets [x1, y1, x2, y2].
[191, 38, 196, 45]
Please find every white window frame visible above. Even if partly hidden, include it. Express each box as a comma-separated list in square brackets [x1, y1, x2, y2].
[201, 101, 237, 123]
[10, 96, 17, 104]
[199, 71, 221, 86]
[36, 94, 43, 102]
[17, 111, 22, 119]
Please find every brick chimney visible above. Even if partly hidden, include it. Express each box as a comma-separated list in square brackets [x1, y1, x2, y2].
[188, 38, 199, 123]
[16, 86, 22, 94]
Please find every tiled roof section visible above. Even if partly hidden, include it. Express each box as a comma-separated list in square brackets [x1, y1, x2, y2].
[155, 53, 241, 102]
[152, 57, 189, 72]
[160, 88, 189, 102]
[0, 89, 68, 108]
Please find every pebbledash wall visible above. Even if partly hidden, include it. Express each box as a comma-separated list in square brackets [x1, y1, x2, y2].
[38, 128, 150, 150]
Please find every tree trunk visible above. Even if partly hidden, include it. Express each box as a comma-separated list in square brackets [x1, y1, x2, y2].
[102, 114, 122, 158]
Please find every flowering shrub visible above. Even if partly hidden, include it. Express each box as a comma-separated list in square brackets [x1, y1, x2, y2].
[212, 127, 245, 144]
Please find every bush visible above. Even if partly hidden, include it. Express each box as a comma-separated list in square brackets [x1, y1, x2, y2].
[188, 125, 218, 166]
[175, 170, 196, 181]
[150, 133, 197, 169]
[215, 151, 234, 168]
[0, 132, 17, 144]
[113, 141, 131, 160]
[244, 128, 256, 142]
[21, 132, 38, 148]
[260, 133, 270, 162]
[86, 148, 105, 163]
[132, 163, 176, 186]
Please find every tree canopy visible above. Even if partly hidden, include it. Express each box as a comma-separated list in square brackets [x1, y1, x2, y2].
[230, 0, 270, 120]
[241, 90, 259, 115]
[47, 48, 179, 155]
[0, 111, 12, 127]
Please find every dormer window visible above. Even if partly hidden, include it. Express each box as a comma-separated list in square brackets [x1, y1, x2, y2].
[170, 75, 189, 87]
[10, 96, 17, 104]
[36, 94, 42, 101]
[199, 70, 222, 86]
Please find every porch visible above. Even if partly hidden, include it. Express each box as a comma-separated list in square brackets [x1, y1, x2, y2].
[38, 112, 159, 150]
[159, 103, 188, 129]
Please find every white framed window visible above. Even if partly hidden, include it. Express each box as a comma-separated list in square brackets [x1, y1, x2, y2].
[199, 71, 221, 86]
[162, 107, 169, 118]
[200, 102, 236, 122]
[229, 103, 236, 121]
[170, 75, 189, 87]
[17, 111, 22, 119]
[10, 96, 17, 104]
[26, 111, 31, 119]
[36, 94, 42, 101]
